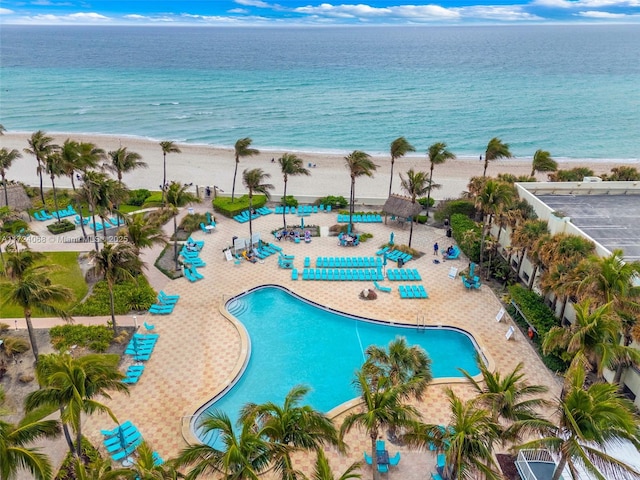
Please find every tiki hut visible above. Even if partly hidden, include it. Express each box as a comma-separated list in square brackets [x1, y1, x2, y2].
[0, 184, 32, 211]
[381, 194, 423, 226]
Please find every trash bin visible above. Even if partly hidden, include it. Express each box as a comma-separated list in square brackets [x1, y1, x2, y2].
[397, 258, 404, 268]
[444, 218, 450, 227]
[446, 228, 452, 238]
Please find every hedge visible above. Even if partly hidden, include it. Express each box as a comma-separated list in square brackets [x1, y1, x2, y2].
[47, 219, 75, 235]
[70, 277, 156, 316]
[316, 195, 348, 208]
[450, 213, 481, 262]
[434, 199, 476, 223]
[49, 324, 114, 353]
[213, 195, 267, 217]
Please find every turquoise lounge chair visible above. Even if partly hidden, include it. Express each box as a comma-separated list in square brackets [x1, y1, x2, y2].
[389, 452, 401, 466]
[374, 281, 392, 293]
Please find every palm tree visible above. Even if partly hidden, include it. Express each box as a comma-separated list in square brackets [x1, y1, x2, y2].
[0, 268, 72, 361]
[278, 153, 310, 229]
[232, 138, 259, 202]
[123, 212, 166, 253]
[483, 137, 512, 177]
[176, 409, 272, 480]
[399, 169, 429, 247]
[160, 141, 181, 206]
[340, 370, 419, 480]
[89, 242, 144, 334]
[164, 181, 198, 270]
[344, 151, 377, 235]
[460, 360, 549, 442]
[388, 137, 415, 197]
[105, 147, 147, 185]
[510, 219, 549, 281]
[516, 365, 640, 480]
[24, 130, 57, 205]
[543, 300, 640, 380]
[530, 149, 557, 177]
[240, 385, 341, 480]
[304, 449, 361, 480]
[2, 248, 44, 280]
[425, 142, 455, 218]
[242, 168, 274, 245]
[0, 147, 22, 207]
[26, 353, 128, 457]
[0, 124, 5, 135]
[114, 441, 183, 479]
[476, 180, 513, 276]
[0, 415, 60, 480]
[78, 171, 109, 251]
[364, 336, 432, 399]
[61, 140, 104, 191]
[44, 150, 65, 222]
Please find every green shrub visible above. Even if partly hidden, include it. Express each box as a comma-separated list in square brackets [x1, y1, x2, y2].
[0, 323, 9, 334]
[55, 437, 102, 480]
[146, 207, 175, 227]
[127, 188, 151, 206]
[359, 233, 373, 242]
[47, 219, 75, 235]
[450, 213, 481, 262]
[49, 324, 114, 352]
[70, 277, 156, 316]
[213, 195, 267, 218]
[416, 215, 427, 224]
[179, 213, 208, 233]
[417, 197, 435, 208]
[434, 199, 476, 223]
[280, 195, 298, 207]
[141, 191, 163, 207]
[316, 195, 348, 208]
[0, 336, 31, 356]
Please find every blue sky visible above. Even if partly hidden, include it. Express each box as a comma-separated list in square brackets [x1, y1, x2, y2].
[1, 0, 638, 25]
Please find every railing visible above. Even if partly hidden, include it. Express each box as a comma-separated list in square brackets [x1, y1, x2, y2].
[515, 449, 556, 480]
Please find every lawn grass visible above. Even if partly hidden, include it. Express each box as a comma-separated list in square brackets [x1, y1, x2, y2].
[0, 252, 88, 319]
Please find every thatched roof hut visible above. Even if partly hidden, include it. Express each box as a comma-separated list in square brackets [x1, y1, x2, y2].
[382, 194, 423, 219]
[0, 184, 32, 211]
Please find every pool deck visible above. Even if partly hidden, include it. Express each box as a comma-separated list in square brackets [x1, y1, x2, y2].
[19, 204, 563, 478]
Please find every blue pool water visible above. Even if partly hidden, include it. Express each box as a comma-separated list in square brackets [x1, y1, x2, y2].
[192, 286, 481, 444]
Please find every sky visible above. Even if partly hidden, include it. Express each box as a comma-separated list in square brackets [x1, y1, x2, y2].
[0, 0, 638, 26]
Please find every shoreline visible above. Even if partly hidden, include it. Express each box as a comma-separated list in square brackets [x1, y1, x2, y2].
[2, 131, 639, 201]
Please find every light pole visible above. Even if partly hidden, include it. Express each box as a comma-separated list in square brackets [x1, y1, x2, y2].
[213, 185, 224, 199]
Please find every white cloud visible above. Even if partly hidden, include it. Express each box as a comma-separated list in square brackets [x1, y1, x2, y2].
[228, 8, 249, 13]
[576, 9, 631, 16]
[67, 12, 109, 21]
[0, 7, 15, 14]
[235, 0, 272, 7]
[14, 11, 111, 23]
[533, 0, 639, 7]
[123, 14, 146, 19]
[293, 3, 459, 21]
[456, 5, 544, 21]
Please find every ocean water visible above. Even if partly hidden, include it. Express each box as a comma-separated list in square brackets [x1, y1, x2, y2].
[1, 25, 639, 160]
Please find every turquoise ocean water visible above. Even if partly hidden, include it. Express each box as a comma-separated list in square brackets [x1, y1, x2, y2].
[1, 25, 639, 160]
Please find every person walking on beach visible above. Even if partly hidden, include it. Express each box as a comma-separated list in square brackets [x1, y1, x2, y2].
[433, 242, 439, 255]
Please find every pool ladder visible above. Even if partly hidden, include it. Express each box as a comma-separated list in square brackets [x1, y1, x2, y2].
[416, 313, 426, 331]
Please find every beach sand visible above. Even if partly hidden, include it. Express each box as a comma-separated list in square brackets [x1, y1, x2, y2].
[2, 132, 637, 201]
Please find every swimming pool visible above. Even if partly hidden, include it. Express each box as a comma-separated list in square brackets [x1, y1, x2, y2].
[192, 285, 482, 444]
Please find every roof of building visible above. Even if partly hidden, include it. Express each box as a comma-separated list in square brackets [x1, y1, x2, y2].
[535, 193, 640, 261]
[381, 194, 424, 219]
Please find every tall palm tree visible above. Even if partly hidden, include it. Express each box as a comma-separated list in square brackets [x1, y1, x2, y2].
[575, 250, 640, 384]
[123, 212, 166, 253]
[483, 137, 512, 177]
[24, 130, 57, 205]
[0, 268, 72, 361]
[476, 180, 513, 276]
[26, 353, 128, 457]
[0, 415, 60, 480]
[530, 149, 557, 177]
[304, 449, 361, 480]
[510, 219, 549, 281]
[399, 169, 429, 247]
[114, 441, 183, 479]
[160, 141, 181, 206]
[425, 142, 455, 218]
[89, 242, 144, 334]
[44, 150, 65, 222]
[388, 137, 415, 197]
[0, 124, 5, 135]
[61, 140, 104, 191]
[460, 360, 549, 442]
[340, 370, 419, 480]
[242, 168, 274, 245]
[278, 153, 310, 229]
[232, 138, 259, 202]
[240, 385, 341, 480]
[516, 365, 640, 480]
[78, 171, 109, 251]
[2, 248, 44, 281]
[0, 147, 22, 207]
[344, 151, 377, 235]
[105, 147, 147, 185]
[176, 409, 272, 480]
[543, 300, 640, 380]
[164, 181, 198, 270]
[364, 336, 432, 399]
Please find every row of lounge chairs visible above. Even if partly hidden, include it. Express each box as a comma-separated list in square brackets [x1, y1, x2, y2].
[125, 333, 159, 362]
[399, 285, 429, 299]
[233, 207, 272, 223]
[122, 365, 145, 384]
[315, 256, 383, 268]
[183, 266, 204, 282]
[274, 204, 332, 215]
[386, 268, 422, 281]
[385, 250, 413, 263]
[278, 252, 295, 269]
[299, 268, 384, 281]
[102, 421, 144, 462]
[33, 206, 77, 221]
[148, 291, 180, 315]
[79, 216, 122, 231]
[336, 213, 383, 223]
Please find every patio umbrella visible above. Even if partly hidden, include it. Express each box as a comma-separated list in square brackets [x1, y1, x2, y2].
[389, 232, 395, 245]
[301, 217, 304, 229]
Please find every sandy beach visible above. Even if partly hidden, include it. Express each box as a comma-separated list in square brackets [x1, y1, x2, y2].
[2, 132, 637, 202]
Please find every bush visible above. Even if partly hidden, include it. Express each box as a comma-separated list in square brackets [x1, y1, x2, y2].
[450, 213, 481, 262]
[70, 277, 156, 316]
[55, 437, 102, 480]
[433, 199, 476, 224]
[47, 219, 75, 235]
[280, 195, 298, 207]
[179, 213, 208, 233]
[0, 336, 31, 356]
[213, 195, 267, 218]
[359, 232, 373, 242]
[316, 195, 348, 208]
[141, 191, 163, 207]
[0, 323, 9, 334]
[127, 189, 151, 206]
[146, 207, 175, 227]
[417, 197, 435, 208]
[50, 324, 114, 353]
